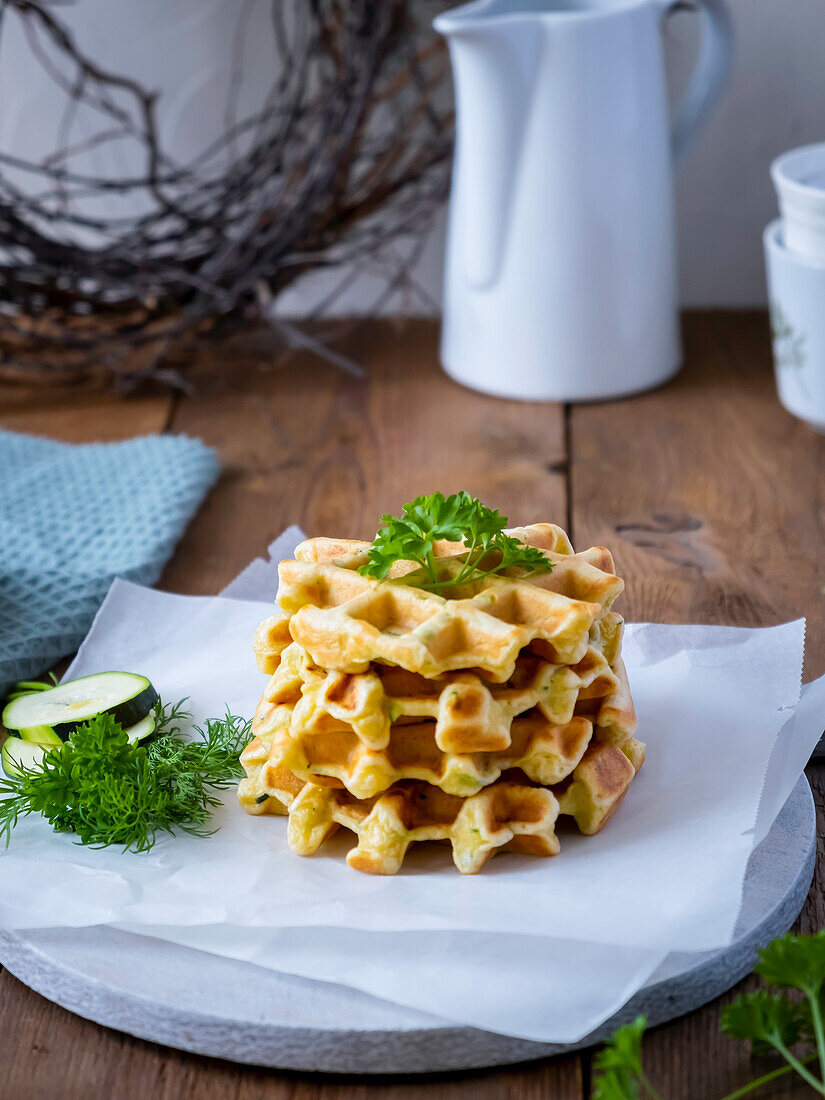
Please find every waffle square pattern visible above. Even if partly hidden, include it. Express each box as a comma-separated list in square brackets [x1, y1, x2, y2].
[240, 523, 645, 874]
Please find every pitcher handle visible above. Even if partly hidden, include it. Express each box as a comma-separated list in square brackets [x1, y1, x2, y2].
[661, 0, 733, 163]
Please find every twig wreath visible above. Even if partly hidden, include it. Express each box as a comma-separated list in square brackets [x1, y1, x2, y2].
[0, 1, 453, 390]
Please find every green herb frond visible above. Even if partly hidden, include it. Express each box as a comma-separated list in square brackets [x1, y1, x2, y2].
[358, 491, 553, 593]
[152, 695, 192, 738]
[592, 931, 825, 1100]
[0, 704, 252, 853]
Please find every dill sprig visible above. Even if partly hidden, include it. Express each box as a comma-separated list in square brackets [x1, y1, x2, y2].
[0, 702, 251, 853]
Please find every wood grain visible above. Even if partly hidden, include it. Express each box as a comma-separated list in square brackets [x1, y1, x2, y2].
[0, 394, 173, 442]
[0, 313, 823, 1098]
[570, 310, 825, 1099]
[570, 311, 825, 678]
[161, 320, 566, 594]
[0, 968, 583, 1100]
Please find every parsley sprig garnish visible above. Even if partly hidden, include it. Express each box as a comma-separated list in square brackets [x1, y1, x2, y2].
[358, 491, 552, 592]
[592, 931, 825, 1099]
[0, 701, 251, 852]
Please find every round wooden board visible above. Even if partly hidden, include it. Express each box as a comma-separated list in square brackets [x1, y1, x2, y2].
[0, 777, 814, 1074]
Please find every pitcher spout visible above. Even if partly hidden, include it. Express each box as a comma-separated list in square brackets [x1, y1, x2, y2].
[434, 0, 539, 38]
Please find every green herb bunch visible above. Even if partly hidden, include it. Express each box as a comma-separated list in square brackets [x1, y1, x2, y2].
[593, 931, 825, 1099]
[358, 491, 553, 592]
[0, 700, 251, 852]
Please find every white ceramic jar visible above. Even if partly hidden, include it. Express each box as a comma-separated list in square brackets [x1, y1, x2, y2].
[764, 219, 825, 433]
[771, 144, 825, 264]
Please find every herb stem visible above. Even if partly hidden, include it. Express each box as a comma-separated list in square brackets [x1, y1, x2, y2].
[640, 1072, 664, 1100]
[771, 1036, 825, 1095]
[424, 547, 438, 584]
[717, 1052, 820, 1100]
[807, 986, 825, 1088]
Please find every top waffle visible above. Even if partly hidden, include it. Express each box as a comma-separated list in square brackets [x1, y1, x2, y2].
[273, 524, 624, 681]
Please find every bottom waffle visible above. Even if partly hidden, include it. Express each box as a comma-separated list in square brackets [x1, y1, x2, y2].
[266, 765, 560, 874]
[238, 736, 638, 873]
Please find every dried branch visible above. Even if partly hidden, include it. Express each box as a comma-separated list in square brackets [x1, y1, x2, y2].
[0, 0, 454, 390]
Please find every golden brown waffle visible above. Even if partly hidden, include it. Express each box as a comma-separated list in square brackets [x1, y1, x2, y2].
[239, 520, 642, 873]
[292, 524, 621, 600]
[254, 525, 624, 680]
[238, 733, 286, 816]
[256, 692, 595, 798]
[279, 559, 600, 681]
[292, 522, 576, 571]
[260, 637, 618, 752]
[293, 523, 618, 588]
[292, 526, 623, 610]
[275, 524, 624, 681]
[237, 739, 638, 871]
[253, 614, 292, 675]
[253, 763, 561, 874]
[556, 740, 636, 834]
[574, 655, 645, 771]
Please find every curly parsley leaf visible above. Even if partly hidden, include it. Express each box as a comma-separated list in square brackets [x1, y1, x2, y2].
[722, 990, 806, 1056]
[591, 1016, 662, 1100]
[591, 932, 825, 1100]
[755, 932, 825, 998]
[358, 491, 553, 591]
[751, 933, 825, 1090]
[0, 706, 251, 852]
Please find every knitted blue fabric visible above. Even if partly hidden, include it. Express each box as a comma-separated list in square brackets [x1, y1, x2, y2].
[0, 429, 219, 693]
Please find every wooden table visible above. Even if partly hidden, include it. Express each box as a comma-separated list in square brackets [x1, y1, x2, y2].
[0, 312, 823, 1099]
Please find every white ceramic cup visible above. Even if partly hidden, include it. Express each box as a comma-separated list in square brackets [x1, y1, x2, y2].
[764, 219, 825, 433]
[771, 144, 825, 264]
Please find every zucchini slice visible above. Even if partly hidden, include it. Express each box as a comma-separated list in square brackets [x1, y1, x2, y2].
[1, 737, 46, 778]
[2, 672, 158, 741]
[8, 715, 154, 746]
[0, 714, 157, 779]
[125, 714, 156, 744]
[18, 725, 62, 747]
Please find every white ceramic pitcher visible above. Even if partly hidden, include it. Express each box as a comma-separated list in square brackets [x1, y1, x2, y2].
[435, 0, 733, 401]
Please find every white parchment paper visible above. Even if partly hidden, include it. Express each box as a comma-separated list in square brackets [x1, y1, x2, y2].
[1, 533, 823, 1042]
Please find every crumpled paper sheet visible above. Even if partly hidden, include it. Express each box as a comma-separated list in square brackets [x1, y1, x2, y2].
[1, 533, 823, 1042]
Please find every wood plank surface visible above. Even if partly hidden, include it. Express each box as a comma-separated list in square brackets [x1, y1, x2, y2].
[570, 310, 825, 1099]
[162, 320, 566, 593]
[0, 967, 582, 1100]
[0, 394, 174, 442]
[0, 313, 822, 1098]
[570, 311, 825, 677]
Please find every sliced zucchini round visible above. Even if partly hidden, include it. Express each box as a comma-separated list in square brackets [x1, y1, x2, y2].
[7, 717, 154, 746]
[0, 714, 156, 779]
[2, 672, 158, 741]
[2, 737, 47, 779]
[125, 713, 156, 744]
[18, 725, 62, 747]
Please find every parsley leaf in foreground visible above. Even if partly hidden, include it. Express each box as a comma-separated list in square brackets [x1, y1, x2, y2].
[359, 491, 553, 591]
[592, 1016, 661, 1100]
[721, 990, 806, 1057]
[0, 707, 251, 852]
[591, 932, 825, 1100]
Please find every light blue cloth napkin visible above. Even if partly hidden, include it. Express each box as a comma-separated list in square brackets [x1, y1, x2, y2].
[0, 429, 219, 693]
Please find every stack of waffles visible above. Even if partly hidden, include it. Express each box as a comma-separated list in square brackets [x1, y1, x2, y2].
[239, 523, 644, 874]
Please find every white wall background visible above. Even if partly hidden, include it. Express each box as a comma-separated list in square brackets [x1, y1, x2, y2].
[279, 0, 825, 315]
[1, 0, 821, 314]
